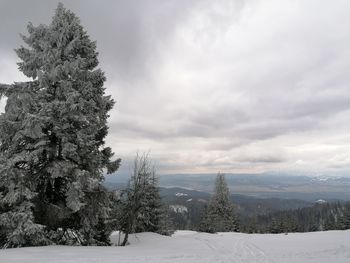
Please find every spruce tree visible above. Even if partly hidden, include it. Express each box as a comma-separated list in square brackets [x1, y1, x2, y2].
[340, 205, 350, 230]
[135, 172, 163, 233]
[199, 173, 237, 233]
[0, 3, 119, 247]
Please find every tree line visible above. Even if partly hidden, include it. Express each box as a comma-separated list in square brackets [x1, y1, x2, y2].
[166, 195, 350, 234]
[0, 4, 169, 248]
[239, 201, 350, 234]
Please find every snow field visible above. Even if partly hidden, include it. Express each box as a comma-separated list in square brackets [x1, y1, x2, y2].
[0, 230, 349, 263]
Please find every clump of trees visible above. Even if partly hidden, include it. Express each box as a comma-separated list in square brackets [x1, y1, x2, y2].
[0, 3, 169, 248]
[239, 202, 350, 234]
[199, 173, 238, 233]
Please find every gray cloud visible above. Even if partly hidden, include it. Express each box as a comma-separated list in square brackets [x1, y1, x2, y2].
[0, 0, 199, 78]
[1, 0, 350, 174]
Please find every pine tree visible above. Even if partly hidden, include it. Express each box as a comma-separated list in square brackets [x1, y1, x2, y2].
[340, 204, 350, 230]
[135, 172, 163, 233]
[199, 173, 237, 233]
[0, 3, 120, 247]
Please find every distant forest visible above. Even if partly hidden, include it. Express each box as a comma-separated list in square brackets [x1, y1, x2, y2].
[167, 198, 350, 234]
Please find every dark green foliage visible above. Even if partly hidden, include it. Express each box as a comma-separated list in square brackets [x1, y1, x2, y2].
[239, 202, 350, 233]
[267, 212, 298, 233]
[340, 205, 350, 229]
[199, 173, 238, 233]
[0, 3, 119, 247]
[134, 173, 163, 233]
[156, 207, 175, 236]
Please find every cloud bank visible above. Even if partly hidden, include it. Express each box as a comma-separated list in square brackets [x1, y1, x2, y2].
[1, 0, 350, 174]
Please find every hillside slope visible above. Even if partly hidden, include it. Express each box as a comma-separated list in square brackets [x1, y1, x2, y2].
[1, 230, 349, 263]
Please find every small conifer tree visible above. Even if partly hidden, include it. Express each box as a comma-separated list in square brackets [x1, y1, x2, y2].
[199, 173, 237, 233]
[340, 206, 350, 230]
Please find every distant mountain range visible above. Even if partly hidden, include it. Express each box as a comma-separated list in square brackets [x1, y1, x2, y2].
[104, 173, 350, 201]
[160, 187, 313, 217]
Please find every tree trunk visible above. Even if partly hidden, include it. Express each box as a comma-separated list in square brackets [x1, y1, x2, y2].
[121, 231, 129, 246]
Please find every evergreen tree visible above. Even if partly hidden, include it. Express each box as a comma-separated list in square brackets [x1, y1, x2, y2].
[340, 205, 350, 230]
[199, 173, 237, 233]
[135, 172, 163, 233]
[0, 3, 119, 247]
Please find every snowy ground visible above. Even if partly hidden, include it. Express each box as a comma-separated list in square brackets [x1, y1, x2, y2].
[1, 230, 349, 263]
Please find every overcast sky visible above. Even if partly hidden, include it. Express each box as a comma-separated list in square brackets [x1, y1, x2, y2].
[1, 0, 350, 175]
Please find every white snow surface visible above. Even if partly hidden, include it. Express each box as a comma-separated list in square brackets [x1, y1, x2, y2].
[169, 204, 188, 213]
[1, 230, 349, 263]
[175, 192, 188, 197]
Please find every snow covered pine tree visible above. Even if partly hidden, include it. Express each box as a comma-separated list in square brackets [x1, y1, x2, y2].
[0, 3, 120, 247]
[199, 173, 238, 233]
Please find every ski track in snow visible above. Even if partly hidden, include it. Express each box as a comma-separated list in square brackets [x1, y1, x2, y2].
[194, 235, 272, 263]
[0, 230, 349, 263]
